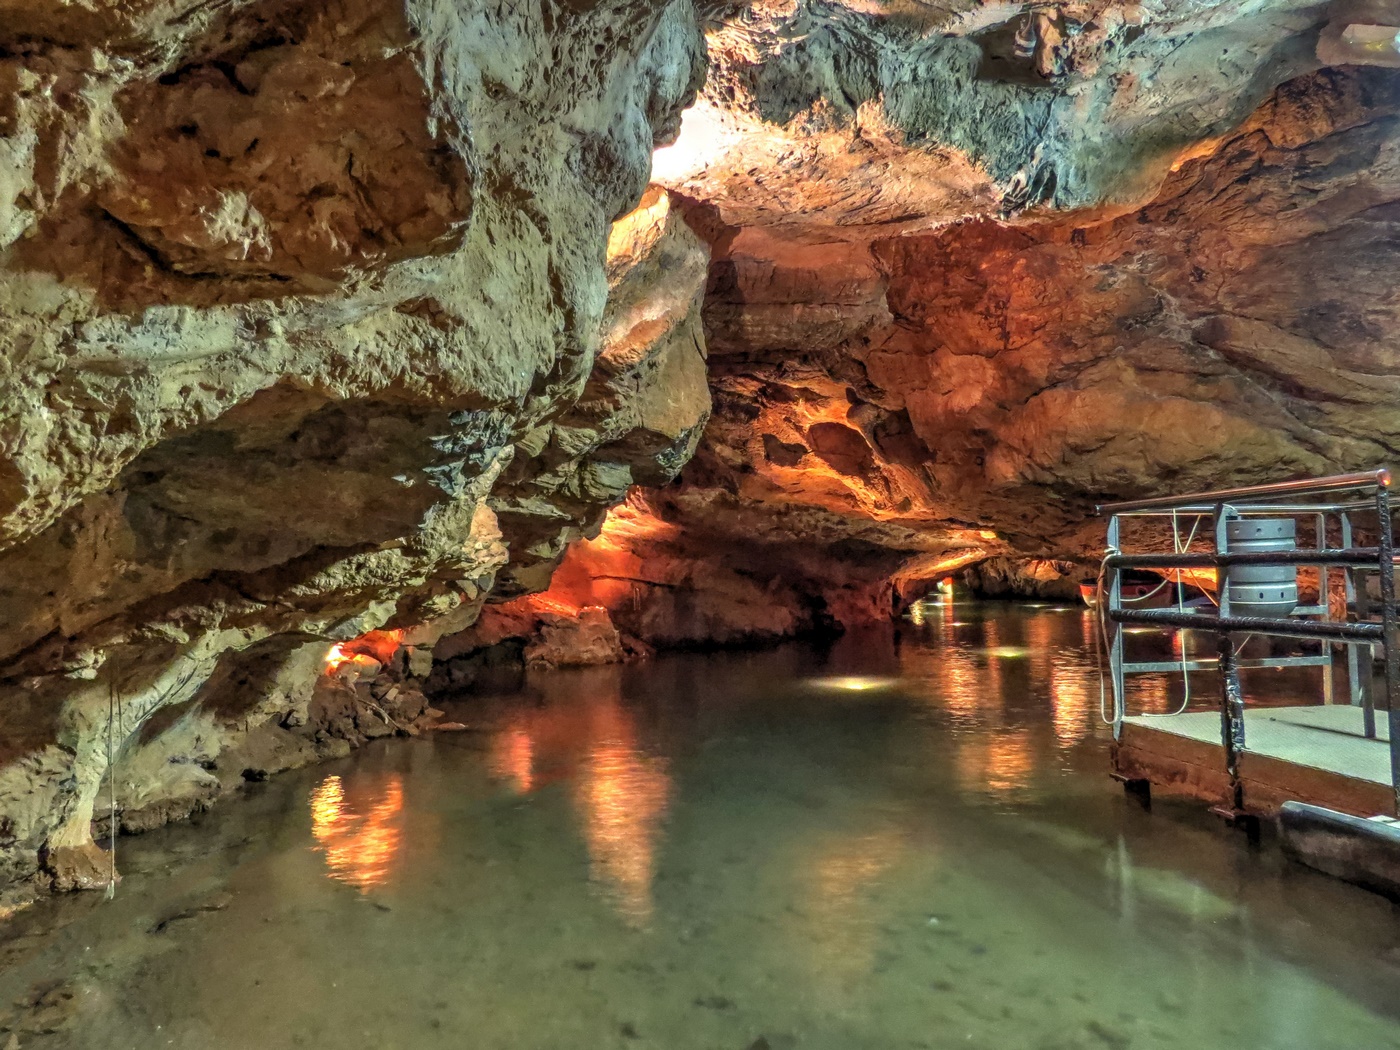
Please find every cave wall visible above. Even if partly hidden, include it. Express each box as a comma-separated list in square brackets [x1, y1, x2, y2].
[0, 0, 710, 903]
[620, 67, 1400, 634]
[438, 62, 1400, 668]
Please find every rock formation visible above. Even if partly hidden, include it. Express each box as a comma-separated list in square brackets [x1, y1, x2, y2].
[0, 0, 708, 904]
[5, 0, 1400, 904]
[664, 66, 1400, 569]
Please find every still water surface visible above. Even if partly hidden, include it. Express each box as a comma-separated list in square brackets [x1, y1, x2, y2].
[3, 601, 1400, 1049]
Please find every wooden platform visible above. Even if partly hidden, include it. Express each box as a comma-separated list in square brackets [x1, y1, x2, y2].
[1112, 705, 1397, 818]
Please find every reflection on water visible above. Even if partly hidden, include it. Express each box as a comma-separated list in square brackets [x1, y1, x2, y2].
[488, 725, 536, 794]
[482, 683, 673, 927]
[577, 739, 670, 927]
[955, 731, 1037, 799]
[6, 601, 1400, 1050]
[308, 773, 405, 892]
[804, 826, 908, 983]
[1050, 663, 1096, 748]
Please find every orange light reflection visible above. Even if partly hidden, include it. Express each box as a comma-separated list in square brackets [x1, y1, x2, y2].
[309, 773, 406, 892]
[576, 739, 671, 928]
[489, 727, 535, 794]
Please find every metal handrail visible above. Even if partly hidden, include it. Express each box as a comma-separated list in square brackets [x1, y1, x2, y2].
[1105, 500, 1381, 518]
[1108, 548, 1382, 570]
[1097, 469, 1391, 514]
[1108, 608, 1384, 644]
[1101, 466, 1399, 816]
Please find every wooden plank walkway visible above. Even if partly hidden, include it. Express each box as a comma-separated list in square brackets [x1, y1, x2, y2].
[1112, 705, 1397, 818]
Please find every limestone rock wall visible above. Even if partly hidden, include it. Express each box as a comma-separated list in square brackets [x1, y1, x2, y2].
[605, 67, 1400, 633]
[0, 0, 709, 904]
[664, 0, 1326, 226]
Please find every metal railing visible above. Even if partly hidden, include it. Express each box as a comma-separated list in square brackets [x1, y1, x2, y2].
[1096, 468, 1399, 815]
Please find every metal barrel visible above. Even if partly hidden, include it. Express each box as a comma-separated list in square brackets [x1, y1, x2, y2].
[1225, 517, 1298, 618]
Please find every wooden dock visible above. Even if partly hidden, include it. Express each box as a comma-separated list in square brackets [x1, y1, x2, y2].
[1112, 705, 1397, 818]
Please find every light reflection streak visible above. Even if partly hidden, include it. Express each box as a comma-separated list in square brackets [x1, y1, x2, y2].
[482, 684, 674, 928]
[955, 732, 1036, 798]
[1050, 666, 1095, 748]
[309, 774, 406, 892]
[489, 726, 535, 794]
[576, 739, 671, 928]
[802, 827, 909, 981]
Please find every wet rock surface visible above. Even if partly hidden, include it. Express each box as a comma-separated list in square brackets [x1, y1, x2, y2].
[0, 0, 709, 902]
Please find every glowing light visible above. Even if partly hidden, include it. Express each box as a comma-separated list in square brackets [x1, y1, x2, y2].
[309, 773, 406, 892]
[650, 101, 738, 184]
[324, 642, 352, 672]
[323, 628, 405, 675]
[809, 676, 899, 692]
[982, 646, 1030, 659]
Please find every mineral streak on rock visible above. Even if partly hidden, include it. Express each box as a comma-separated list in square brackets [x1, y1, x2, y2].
[0, 0, 709, 903]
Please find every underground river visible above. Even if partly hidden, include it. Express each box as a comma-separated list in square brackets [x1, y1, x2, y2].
[3, 600, 1400, 1049]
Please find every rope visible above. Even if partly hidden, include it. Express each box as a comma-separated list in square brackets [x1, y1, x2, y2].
[105, 681, 118, 900]
[1096, 513, 1207, 723]
[1163, 509, 1195, 716]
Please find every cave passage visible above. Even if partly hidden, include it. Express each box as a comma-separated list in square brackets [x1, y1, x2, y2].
[3, 601, 1399, 1049]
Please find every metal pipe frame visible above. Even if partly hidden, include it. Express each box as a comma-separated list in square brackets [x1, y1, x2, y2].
[1106, 500, 1379, 518]
[1097, 469, 1391, 514]
[1378, 484, 1400, 813]
[1101, 467, 1397, 816]
[1109, 608, 1383, 643]
[1108, 548, 1381, 570]
[1121, 656, 1333, 674]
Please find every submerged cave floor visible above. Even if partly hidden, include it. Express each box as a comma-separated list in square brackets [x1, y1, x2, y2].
[4, 602, 1400, 1050]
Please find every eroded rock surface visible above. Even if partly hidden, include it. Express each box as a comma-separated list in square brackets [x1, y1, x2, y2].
[602, 66, 1400, 635]
[0, 0, 708, 904]
[662, 0, 1327, 225]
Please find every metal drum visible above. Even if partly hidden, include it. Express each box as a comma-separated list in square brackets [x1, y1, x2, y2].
[1225, 517, 1298, 618]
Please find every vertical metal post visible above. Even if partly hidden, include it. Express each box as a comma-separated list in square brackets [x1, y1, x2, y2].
[1212, 503, 1247, 813]
[1107, 514, 1126, 739]
[1318, 512, 1335, 705]
[1217, 632, 1247, 814]
[1376, 484, 1400, 815]
[1342, 513, 1375, 736]
[1214, 505, 1231, 619]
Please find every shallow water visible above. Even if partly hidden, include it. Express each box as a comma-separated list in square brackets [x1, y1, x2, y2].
[4, 601, 1400, 1050]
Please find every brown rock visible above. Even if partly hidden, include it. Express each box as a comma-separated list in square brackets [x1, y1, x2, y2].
[40, 844, 112, 894]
